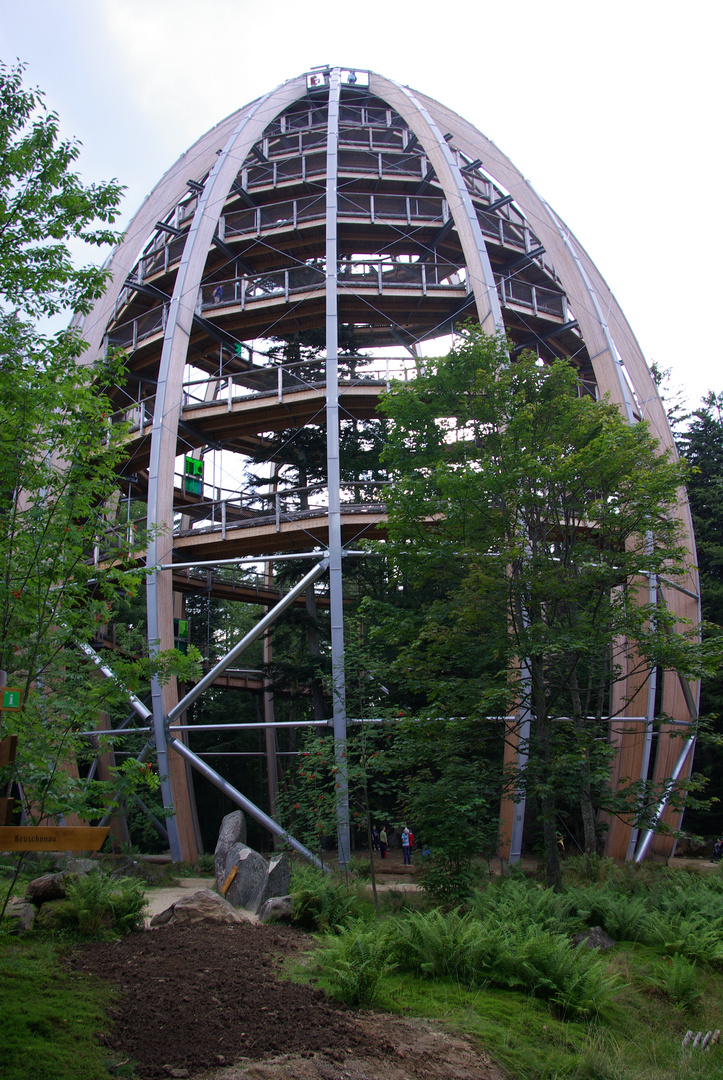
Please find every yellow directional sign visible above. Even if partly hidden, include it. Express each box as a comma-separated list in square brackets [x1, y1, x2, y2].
[0, 826, 109, 851]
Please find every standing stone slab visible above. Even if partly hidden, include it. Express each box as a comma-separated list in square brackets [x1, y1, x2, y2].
[224, 843, 267, 910]
[252, 852, 291, 914]
[214, 811, 247, 890]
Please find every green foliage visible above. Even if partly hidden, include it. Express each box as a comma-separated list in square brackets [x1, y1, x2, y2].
[416, 852, 481, 906]
[374, 713, 502, 904]
[289, 863, 370, 932]
[0, 63, 203, 846]
[0, 61, 123, 319]
[644, 953, 703, 1009]
[566, 867, 723, 965]
[676, 391, 723, 832]
[347, 854, 372, 880]
[375, 326, 719, 886]
[368, 906, 622, 1018]
[470, 875, 578, 934]
[277, 725, 392, 869]
[57, 871, 147, 938]
[312, 919, 396, 1006]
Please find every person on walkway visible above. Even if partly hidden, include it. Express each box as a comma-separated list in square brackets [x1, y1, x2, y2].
[371, 824, 379, 852]
[401, 826, 411, 865]
[408, 828, 414, 862]
[379, 826, 388, 859]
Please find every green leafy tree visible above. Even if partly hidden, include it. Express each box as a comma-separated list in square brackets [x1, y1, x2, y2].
[675, 393, 723, 831]
[380, 714, 502, 905]
[375, 326, 719, 888]
[0, 62, 199, 884]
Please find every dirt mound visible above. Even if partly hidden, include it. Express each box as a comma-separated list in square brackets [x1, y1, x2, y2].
[66, 923, 503, 1080]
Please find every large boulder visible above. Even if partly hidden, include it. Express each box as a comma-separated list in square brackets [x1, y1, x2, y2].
[214, 811, 247, 890]
[223, 843, 267, 910]
[149, 889, 251, 927]
[252, 853, 291, 915]
[3, 898, 36, 933]
[26, 872, 73, 906]
[257, 895, 293, 924]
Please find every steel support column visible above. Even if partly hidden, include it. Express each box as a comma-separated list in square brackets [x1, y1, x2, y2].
[324, 68, 350, 866]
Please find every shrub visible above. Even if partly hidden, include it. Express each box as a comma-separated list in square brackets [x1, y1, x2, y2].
[347, 855, 372, 881]
[470, 876, 577, 935]
[645, 954, 703, 1008]
[290, 864, 370, 932]
[57, 871, 146, 937]
[312, 920, 396, 1006]
[384, 907, 622, 1017]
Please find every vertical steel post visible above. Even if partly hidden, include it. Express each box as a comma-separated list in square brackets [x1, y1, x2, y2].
[325, 68, 350, 866]
[263, 561, 279, 844]
[626, 546, 658, 861]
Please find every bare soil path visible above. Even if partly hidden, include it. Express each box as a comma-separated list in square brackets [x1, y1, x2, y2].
[66, 922, 504, 1080]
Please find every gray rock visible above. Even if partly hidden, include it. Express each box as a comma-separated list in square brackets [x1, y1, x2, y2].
[62, 858, 95, 875]
[108, 856, 143, 879]
[252, 852, 291, 915]
[224, 843, 267, 910]
[34, 898, 69, 930]
[3, 898, 36, 933]
[214, 811, 247, 890]
[149, 889, 251, 927]
[571, 925, 616, 950]
[26, 872, 72, 906]
[257, 895, 293, 924]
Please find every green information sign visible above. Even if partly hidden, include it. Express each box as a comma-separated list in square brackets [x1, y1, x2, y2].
[1, 688, 22, 712]
[184, 455, 203, 496]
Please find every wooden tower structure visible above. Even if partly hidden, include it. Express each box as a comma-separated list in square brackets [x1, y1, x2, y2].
[79, 67, 700, 863]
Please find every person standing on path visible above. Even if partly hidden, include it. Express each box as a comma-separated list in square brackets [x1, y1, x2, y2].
[371, 824, 379, 852]
[379, 826, 388, 859]
[401, 826, 411, 865]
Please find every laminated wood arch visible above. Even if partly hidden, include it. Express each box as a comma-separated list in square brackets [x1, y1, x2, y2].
[81, 67, 699, 863]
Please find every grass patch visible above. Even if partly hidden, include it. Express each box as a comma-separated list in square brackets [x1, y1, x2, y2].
[0, 935, 123, 1080]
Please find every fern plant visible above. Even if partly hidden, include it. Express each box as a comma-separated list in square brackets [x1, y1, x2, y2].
[644, 954, 703, 1009]
[58, 872, 146, 937]
[290, 865, 369, 932]
[313, 920, 397, 1006]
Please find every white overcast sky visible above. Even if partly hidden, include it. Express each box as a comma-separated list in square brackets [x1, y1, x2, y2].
[1, 0, 720, 410]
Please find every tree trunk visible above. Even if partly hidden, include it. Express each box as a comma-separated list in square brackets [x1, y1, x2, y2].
[580, 784, 597, 855]
[305, 586, 326, 722]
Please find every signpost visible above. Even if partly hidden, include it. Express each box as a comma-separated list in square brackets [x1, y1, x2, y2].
[0, 827, 109, 851]
[0, 692, 108, 848]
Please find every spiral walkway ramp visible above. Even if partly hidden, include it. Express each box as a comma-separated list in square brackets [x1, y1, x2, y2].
[79, 67, 699, 864]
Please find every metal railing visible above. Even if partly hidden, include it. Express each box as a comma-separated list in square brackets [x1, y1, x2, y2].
[112, 355, 417, 435]
[174, 479, 390, 537]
